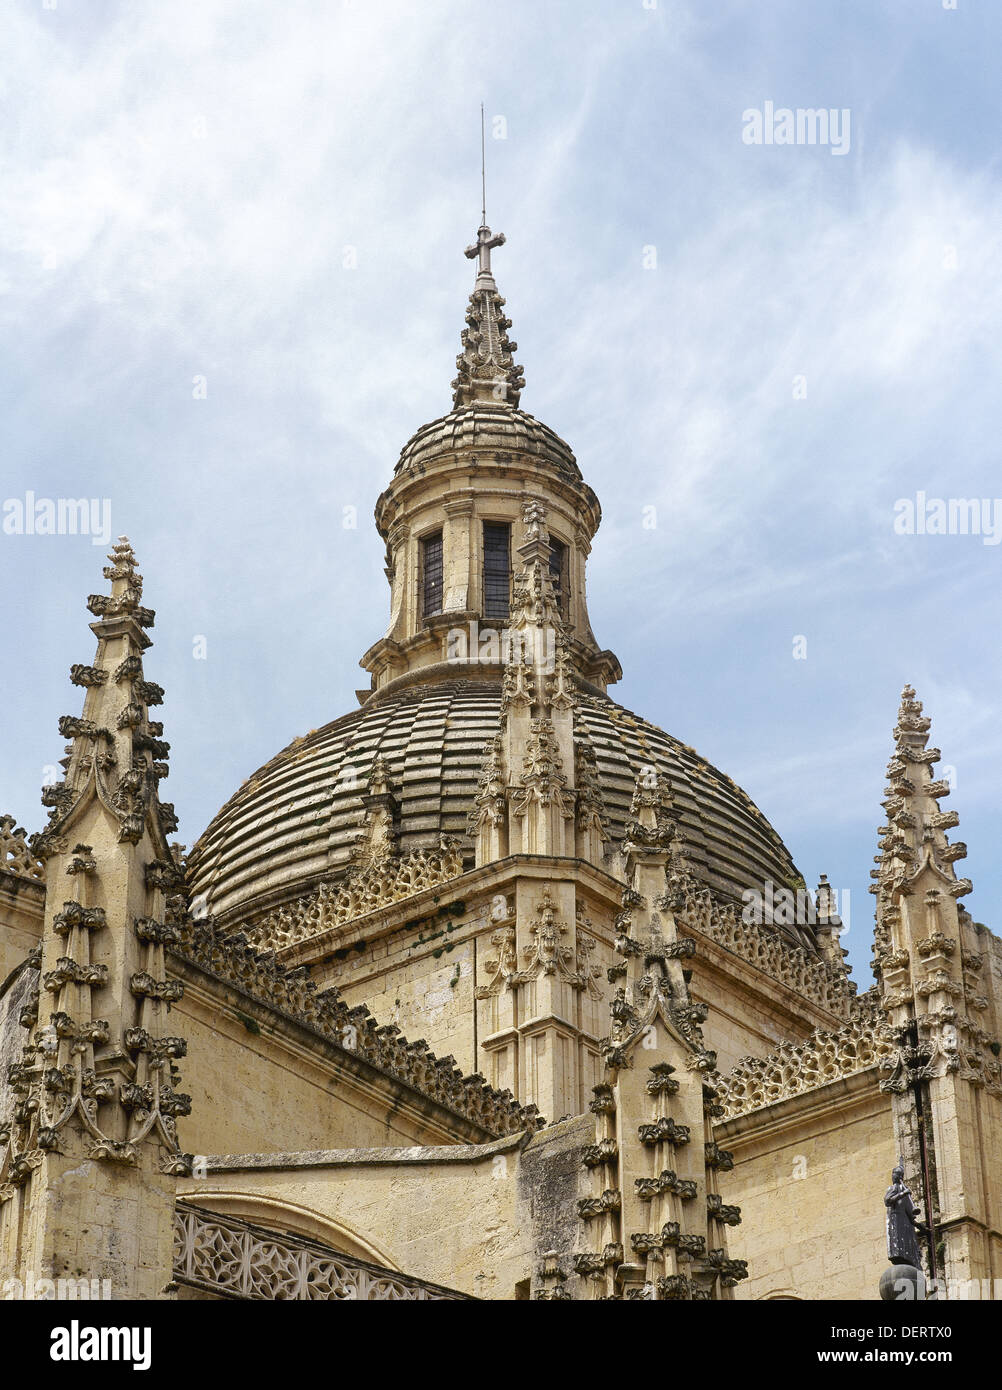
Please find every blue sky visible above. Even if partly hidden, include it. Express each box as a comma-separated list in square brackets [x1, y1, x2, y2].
[2, 0, 1000, 987]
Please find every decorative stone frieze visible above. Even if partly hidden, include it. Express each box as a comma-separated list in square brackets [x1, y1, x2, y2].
[474, 922, 518, 999]
[244, 837, 466, 951]
[667, 875, 852, 1016]
[713, 990, 893, 1121]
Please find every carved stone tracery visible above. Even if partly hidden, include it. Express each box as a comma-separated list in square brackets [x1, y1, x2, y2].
[173, 1203, 469, 1301]
[0, 814, 44, 881]
[714, 990, 894, 1120]
[244, 837, 466, 952]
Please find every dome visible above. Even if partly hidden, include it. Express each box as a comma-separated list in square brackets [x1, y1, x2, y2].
[394, 403, 585, 482]
[187, 222, 809, 956]
[186, 674, 801, 934]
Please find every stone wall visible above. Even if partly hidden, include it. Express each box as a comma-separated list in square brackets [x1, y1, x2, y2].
[170, 957, 522, 1161]
[176, 1116, 592, 1300]
[292, 878, 846, 1117]
[0, 869, 44, 988]
[717, 1069, 895, 1300]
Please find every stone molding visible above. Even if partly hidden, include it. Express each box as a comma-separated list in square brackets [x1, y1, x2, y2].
[670, 877, 852, 1017]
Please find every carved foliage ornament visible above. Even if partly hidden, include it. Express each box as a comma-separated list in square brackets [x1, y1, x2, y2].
[0, 895, 191, 1191]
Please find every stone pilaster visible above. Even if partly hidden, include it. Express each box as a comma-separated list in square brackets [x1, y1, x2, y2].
[470, 501, 609, 1116]
[504, 501, 576, 860]
[441, 496, 475, 614]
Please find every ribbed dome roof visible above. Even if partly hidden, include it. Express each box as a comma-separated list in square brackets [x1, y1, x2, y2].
[187, 677, 802, 933]
[394, 404, 582, 480]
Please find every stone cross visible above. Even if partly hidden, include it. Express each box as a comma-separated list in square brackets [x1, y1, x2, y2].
[465, 223, 506, 278]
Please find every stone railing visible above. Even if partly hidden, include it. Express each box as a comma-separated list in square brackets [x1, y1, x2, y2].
[0, 815, 44, 882]
[169, 916, 541, 1139]
[670, 877, 852, 1016]
[242, 838, 466, 952]
[713, 990, 892, 1122]
[173, 1203, 470, 1301]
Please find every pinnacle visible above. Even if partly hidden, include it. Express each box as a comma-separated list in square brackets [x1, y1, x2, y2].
[35, 545, 174, 855]
[871, 684, 972, 906]
[452, 223, 525, 410]
[814, 874, 842, 928]
[893, 681, 931, 750]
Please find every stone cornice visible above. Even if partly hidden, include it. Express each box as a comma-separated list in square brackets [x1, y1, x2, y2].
[669, 876, 852, 1017]
[265, 853, 625, 968]
[181, 1130, 532, 1173]
[0, 869, 46, 914]
[687, 928, 843, 1036]
[358, 654, 616, 707]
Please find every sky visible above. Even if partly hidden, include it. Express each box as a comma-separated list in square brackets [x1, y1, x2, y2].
[1, 0, 1000, 987]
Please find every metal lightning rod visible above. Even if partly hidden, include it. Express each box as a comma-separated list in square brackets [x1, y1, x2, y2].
[480, 102, 487, 225]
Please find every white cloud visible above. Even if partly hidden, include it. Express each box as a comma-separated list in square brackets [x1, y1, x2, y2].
[2, 0, 1001, 983]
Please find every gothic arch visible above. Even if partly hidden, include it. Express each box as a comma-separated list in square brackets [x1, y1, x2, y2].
[183, 1191, 402, 1270]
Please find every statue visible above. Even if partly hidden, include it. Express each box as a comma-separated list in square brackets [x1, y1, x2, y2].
[884, 1160, 923, 1268]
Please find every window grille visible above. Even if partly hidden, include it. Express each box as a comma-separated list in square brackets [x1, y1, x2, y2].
[422, 532, 443, 618]
[483, 522, 511, 619]
[549, 538, 569, 618]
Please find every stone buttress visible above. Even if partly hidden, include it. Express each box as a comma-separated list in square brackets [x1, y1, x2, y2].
[470, 501, 610, 1119]
[0, 539, 190, 1299]
[540, 772, 747, 1300]
[872, 685, 1002, 1292]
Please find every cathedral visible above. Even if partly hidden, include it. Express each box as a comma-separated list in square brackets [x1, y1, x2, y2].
[1, 219, 1000, 1303]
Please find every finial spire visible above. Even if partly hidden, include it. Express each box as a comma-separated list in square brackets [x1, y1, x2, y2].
[453, 214, 524, 408]
[870, 681, 972, 909]
[450, 111, 525, 407]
